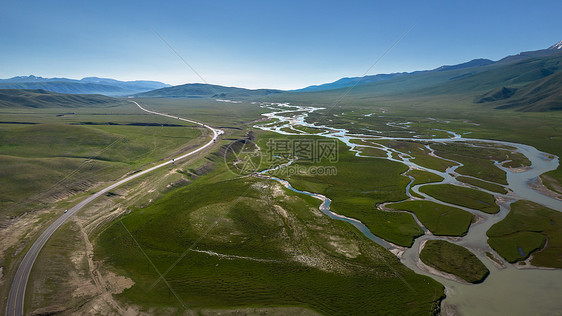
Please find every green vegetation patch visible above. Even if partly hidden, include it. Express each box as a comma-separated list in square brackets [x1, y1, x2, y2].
[292, 125, 325, 134]
[355, 145, 387, 157]
[95, 176, 444, 315]
[388, 200, 473, 236]
[407, 169, 444, 187]
[456, 176, 507, 194]
[262, 135, 423, 247]
[405, 169, 444, 199]
[487, 232, 546, 263]
[431, 142, 512, 184]
[420, 184, 499, 214]
[419, 240, 489, 283]
[0, 123, 200, 163]
[487, 200, 562, 268]
[374, 140, 455, 172]
[0, 122, 202, 218]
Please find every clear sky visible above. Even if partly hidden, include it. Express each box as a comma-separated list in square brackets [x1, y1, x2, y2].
[1, 0, 560, 90]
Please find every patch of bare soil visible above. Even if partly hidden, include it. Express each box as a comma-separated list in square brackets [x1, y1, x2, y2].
[528, 177, 562, 200]
[31, 304, 66, 316]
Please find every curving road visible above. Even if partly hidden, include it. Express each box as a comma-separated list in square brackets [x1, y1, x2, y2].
[6, 100, 222, 316]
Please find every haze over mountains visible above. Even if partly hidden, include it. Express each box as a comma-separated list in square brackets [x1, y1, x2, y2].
[133, 41, 561, 111]
[135, 83, 283, 99]
[298, 41, 562, 92]
[0, 89, 119, 108]
[1, 41, 561, 111]
[0, 76, 170, 96]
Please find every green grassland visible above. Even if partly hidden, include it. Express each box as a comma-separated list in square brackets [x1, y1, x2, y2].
[254, 132, 423, 247]
[387, 201, 473, 236]
[129, 97, 271, 128]
[419, 240, 489, 283]
[456, 176, 507, 194]
[420, 184, 499, 214]
[430, 142, 529, 185]
[406, 169, 444, 187]
[356, 145, 387, 157]
[8, 64, 562, 314]
[0, 96, 270, 226]
[374, 140, 455, 172]
[487, 200, 562, 268]
[487, 232, 546, 263]
[406, 169, 444, 198]
[95, 175, 443, 315]
[263, 65, 562, 189]
[0, 121, 202, 220]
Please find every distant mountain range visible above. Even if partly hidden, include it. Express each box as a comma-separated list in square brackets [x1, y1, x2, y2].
[135, 83, 283, 98]
[296, 42, 562, 92]
[1, 41, 561, 111]
[0, 76, 170, 96]
[289, 41, 562, 112]
[0, 89, 119, 108]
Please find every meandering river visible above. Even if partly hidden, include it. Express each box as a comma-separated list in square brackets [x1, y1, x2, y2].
[252, 102, 562, 315]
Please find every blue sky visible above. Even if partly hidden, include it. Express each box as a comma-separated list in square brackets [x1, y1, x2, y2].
[1, 0, 560, 89]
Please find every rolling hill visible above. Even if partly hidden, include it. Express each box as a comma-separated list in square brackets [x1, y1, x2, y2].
[481, 71, 562, 111]
[0, 89, 120, 108]
[296, 72, 409, 92]
[296, 41, 562, 94]
[286, 45, 562, 112]
[135, 83, 283, 99]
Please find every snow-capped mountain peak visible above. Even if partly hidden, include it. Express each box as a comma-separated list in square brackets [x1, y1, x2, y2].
[548, 40, 562, 50]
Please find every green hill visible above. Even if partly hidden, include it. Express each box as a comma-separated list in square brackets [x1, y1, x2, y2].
[491, 71, 562, 111]
[282, 51, 562, 112]
[0, 89, 120, 108]
[136, 83, 283, 99]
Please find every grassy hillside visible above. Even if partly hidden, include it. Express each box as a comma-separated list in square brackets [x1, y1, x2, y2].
[95, 175, 444, 315]
[0, 89, 120, 108]
[136, 83, 283, 99]
[0, 100, 205, 221]
[491, 71, 562, 111]
[0, 82, 129, 95]
[255, 132, 422, 247]
[268, 51, 562, 113]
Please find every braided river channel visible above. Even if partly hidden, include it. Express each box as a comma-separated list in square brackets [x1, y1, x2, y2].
[253, 102, 562, 315]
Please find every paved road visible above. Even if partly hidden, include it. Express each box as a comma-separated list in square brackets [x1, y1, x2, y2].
[6, 100, 222, 316]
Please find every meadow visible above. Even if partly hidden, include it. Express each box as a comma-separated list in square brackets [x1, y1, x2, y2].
[487, 200, 562, 267]
[419, 184, 499, 214]
[7, 88, 562, 314]
[419, 240, 489, 283]
[95, 171, 444, 315]
[387, 200, 473, 236]
[254, 131, 423, 247]
[0, 112, 203, 220]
